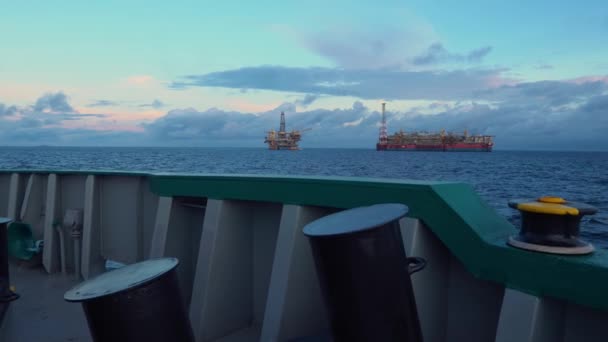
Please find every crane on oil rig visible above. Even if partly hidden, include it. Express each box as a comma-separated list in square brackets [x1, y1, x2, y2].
[264, 111, 311, 150]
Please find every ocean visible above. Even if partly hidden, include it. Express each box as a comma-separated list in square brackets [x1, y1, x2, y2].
[1, 147, 607, 247]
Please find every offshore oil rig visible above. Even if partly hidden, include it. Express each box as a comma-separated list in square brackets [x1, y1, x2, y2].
[376, 103, 494, 152]
[264, 111, 310, 150]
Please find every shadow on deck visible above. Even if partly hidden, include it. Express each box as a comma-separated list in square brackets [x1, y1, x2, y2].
[1, 262, 91, 342]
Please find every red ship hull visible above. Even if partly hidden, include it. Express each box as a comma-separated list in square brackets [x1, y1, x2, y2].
[376, 143, 493, 152]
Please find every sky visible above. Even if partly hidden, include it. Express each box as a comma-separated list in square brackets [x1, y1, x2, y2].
[1, 0, 607, 150]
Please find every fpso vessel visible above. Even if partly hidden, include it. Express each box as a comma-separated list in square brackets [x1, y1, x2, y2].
[376, 103, 494, 152]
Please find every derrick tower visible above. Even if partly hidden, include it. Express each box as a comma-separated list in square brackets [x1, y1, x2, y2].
[379, 103, 388, 144]
[280, 112, 286, 133]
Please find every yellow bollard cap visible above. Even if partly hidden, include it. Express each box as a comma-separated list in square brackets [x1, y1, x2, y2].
[538, 196, 566, 204]
[517, 202, 579, 215]
[509, 196, 597, 216]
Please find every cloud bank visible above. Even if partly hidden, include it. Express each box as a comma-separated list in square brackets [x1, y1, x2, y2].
[170, 66, 509, 101]
[2, 80, 607, 150]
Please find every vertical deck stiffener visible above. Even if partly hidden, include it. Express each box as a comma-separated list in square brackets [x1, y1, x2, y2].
[82, 175, 103, 279]
[42, 174, 60, 273]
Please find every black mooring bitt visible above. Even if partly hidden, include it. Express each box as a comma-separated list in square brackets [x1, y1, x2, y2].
[64, 258, 194, 342]
[1, 218, 19, 329]
[0, 218, 19, 306]
[508, 197, 598, 255]
[303, 203, 425, 342]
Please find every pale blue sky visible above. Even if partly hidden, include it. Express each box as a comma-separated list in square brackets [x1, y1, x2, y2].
[0, 1, 607, 149]
[3, 1, 606, 77]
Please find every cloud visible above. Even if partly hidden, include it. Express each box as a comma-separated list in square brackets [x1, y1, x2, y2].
[477, 79, 608, 106]
[155, 74, 608, 149]
[0, 103, 18, 116]
[140, 102, 374, 146]
[466, 46, 493, 63]
[26, 92, 108, 121]
[0, 92, 110, 144]
[139, 99, 165, 109]
[299, 27, 438, 70]
[295, 94, 320, 107]
[580, 93, 608, 113]
[412, 43, 492, 65]
[171, 24, 495, 102]
[142, 108, 261, 141]
[87, 100, 119, 107]
[2, 81, 607, 150]
[33, 92, 74, 113]
[153, 77, 608, 150]
[569, 75, 608, 84]
[283, 22, 490, 70]
[52, 113, 108, 121]
[170, 66, 509, 101]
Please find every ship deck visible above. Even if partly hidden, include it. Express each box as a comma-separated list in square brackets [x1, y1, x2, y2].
[1, 262, 270, 342]
[1, 262, 91, 342]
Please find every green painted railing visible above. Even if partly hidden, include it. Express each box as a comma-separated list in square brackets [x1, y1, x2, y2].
[2, 170, 607, 312]
[148, 173, 608, 312]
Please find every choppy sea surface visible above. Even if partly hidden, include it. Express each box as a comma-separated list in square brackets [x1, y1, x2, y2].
[1, 147, 607, 247]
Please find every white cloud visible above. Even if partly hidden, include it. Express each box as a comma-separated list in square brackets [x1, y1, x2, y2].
[1, 83, 607, 151]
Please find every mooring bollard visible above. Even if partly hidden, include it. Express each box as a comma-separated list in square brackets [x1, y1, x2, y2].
[0, 217, 19, 304]
[508, 196, 598, 255]
[64, 257, 194, 342]
[303, 203, 425, 342]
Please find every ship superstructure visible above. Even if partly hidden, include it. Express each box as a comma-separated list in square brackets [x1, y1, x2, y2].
[264, 111, 310, 150]
[376, 103, 494, 152]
